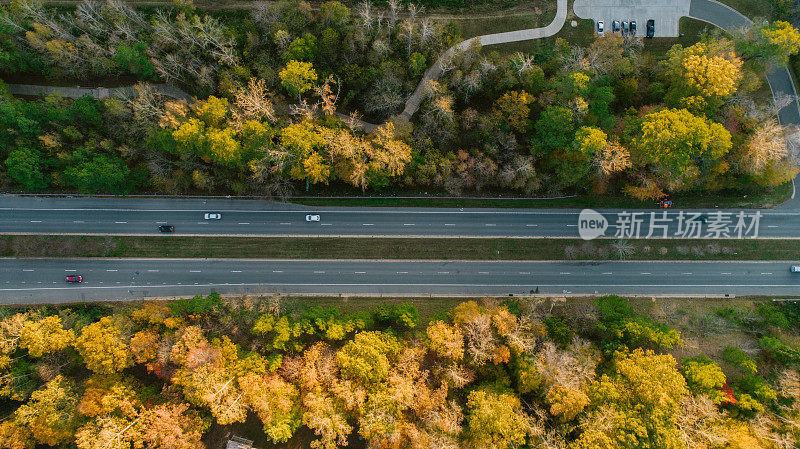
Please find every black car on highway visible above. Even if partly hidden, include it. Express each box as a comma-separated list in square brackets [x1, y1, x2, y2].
[158, 225, 175, 232]
[646, 19, 655, 38]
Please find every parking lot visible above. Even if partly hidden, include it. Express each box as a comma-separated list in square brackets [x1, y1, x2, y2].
[573, 0, 691, 37]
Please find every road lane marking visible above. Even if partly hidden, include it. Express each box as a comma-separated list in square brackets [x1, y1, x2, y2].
[73, 220, 84, 223]
[273, 270, 283, 273]
[560, 272, 571, 275]
[640, 273, 651, 275]
[479, 272, 490, 274]
[22, 269, 34, 272]
[321, 223, 332, 226]
[280, 222, 291, 225]
[403, 224, 415, 226]
[147, 270, 159, 272]
[355, 271, 366, 274]
[444, 224, 455, 226]
[11, 282, 800, 293]
[722, 272, 732, 275]
[314, 271, 325, 274]
[682, 272, 693, 275]
[526, 224, 538, 227]
[64, 269, 76, 272]
[231, 270, 242, 273]
[438, 271, 450, 274]
[397, 271, 408, 274]
[189, 270, 202, 273]
[106, 269, 118, 272]
[768, 225, 779, 228]
[485, 224, 496, 226]
[566, 224, 577, 227]
[519, 272, 531, 275]
[238, 222, 250, 225]
[157, 221, 167, 224]
[602, 272, 613, 275]
[30, 220, 41, 223]
[115, 221, 127, 224]
[762, 272, 773, 275]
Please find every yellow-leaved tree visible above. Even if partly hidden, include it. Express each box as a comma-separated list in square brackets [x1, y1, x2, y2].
[75, 316, 133, 374]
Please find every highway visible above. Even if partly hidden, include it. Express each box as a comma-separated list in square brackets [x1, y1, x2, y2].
[0, 196, 797, 238]
[1, 259, 800, 302]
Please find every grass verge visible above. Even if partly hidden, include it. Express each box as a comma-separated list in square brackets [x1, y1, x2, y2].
[2, 235, 799, 260]
[293, 181, 792, 209]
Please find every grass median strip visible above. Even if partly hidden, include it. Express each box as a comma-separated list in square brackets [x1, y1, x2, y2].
[1, 235, 799, 260]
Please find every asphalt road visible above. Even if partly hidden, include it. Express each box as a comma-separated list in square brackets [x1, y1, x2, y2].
[0, 196, 797, 238]
[2, 259, 799, 302]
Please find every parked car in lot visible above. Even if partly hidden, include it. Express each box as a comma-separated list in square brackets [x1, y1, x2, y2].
[305, 214, 321, 222]
[65, 275, 83, 283]
[204, 213, 221, 220]
[597, 21, 604, 34]
[612, 20, 620, 32]
[158, 225, 174, 232]
[621, 21, 628, 35]
[630, 21, 636, 35]
[791, 265, 800, 273]
[646, 19, 655, 38]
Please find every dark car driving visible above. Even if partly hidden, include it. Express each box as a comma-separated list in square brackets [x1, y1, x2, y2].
[646, 19, 655, 38]
[158, 225, 175, 232]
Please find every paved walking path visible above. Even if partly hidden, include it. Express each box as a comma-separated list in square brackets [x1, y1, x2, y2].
[401, 0, 568, 119]
[4, 0, 568, 129]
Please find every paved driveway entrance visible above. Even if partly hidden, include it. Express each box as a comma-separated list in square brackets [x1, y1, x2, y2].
[573, 0, 691, 37]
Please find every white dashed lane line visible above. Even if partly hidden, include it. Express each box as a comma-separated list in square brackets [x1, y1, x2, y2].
[272, 270, 283, 273]
[363, 224, 374, 226]
[22, 269, 34, 272]
[189, 270, 202, 273]
[602, 272, 613, 275]
[30, 220, 41, 223]
[682, 272, 693, 275]
[231, 270, 242, 273]
[403, 223, 415, 226]
[560, 272, 571, 275]
[148, 270, 159, 272]
[106, 269, 118, 272]
[762, 272, 774, 275]
[640, 273, 651, 275]
[314, 271, 325, 274]
[238, 222, 250, 225]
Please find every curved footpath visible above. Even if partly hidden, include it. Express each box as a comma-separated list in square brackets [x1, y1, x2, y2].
[400, 0, 568, 119]
[4, 0, 569, 126]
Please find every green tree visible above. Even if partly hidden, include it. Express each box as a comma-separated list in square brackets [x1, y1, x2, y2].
[62, 154, 131, 194]
[534, 106, 575, 153]
[279, 60, 318, 98]
[5, 147, 47, 191]
[282, 33, 318, 63]
[409, 52, 427, 78]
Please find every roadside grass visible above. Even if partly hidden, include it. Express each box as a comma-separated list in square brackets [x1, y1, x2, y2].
[717, 0, 773, 20]
[2, 235, 799, 261]
[293, 181, 792, 209]
[443, 2, 557, 39]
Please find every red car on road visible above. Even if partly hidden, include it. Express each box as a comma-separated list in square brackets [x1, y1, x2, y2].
[65, 275, 83, 283]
